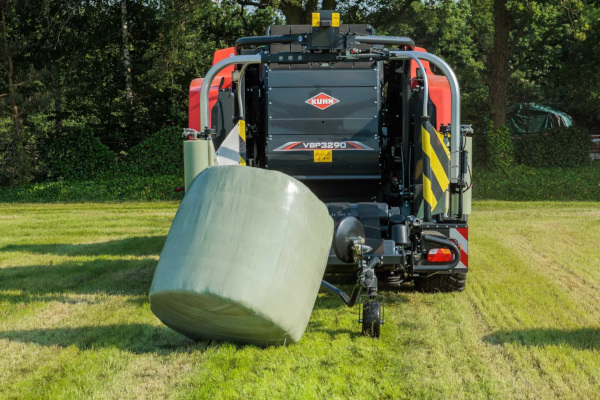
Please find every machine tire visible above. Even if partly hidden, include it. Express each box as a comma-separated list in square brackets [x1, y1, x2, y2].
[362, 300, 381, 338]
[379, 272, 403, 287]
[414, 272, 466, 293]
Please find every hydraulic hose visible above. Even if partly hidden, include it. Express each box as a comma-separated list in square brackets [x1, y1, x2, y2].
[234, 35, 298, 52]
[237, 63, 249, 119]
[407, 55, 429, 118]
[355, 36, 415, 47]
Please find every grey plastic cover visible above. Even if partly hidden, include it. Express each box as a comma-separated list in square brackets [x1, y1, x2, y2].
[184, 139, 216, 191]
[150, 165, 333, 345]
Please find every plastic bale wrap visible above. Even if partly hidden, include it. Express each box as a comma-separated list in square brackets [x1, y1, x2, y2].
[149, 166, 333, 345]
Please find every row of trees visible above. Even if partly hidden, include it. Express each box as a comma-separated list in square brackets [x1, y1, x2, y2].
[0, 0, 598, 185]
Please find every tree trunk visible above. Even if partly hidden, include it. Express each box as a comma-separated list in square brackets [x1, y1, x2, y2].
[322, 0, 337, 10]
[1, 2, 20, 147]
[279, 0, 319, 24]
[121, 0, 133, 104]
[303, 0, 317, 23]
[280, 1, 304, 24]
[487, 0, 512, 129]
[486, 0, 518, 171]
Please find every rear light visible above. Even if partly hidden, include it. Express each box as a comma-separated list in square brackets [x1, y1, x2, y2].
[427, 248, 453, 263]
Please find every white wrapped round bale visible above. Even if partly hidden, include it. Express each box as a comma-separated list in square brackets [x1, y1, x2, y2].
[149, 166, 333, 345]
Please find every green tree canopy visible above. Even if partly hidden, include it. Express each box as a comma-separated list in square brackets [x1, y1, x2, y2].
[0, 0, 598, 185]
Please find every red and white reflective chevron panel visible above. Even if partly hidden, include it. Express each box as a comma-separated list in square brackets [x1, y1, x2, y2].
[450, 227, 468, 269]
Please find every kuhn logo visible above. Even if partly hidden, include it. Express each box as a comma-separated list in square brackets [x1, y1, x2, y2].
[305, 93, 340, 110]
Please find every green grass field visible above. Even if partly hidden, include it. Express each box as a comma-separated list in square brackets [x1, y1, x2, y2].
[0, 201, 599, 399]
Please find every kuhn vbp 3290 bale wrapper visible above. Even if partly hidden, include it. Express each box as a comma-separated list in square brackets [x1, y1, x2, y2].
[149, 10, 472, 345]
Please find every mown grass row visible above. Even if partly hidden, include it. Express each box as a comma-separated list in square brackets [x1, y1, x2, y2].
[0, 201, 599, 399]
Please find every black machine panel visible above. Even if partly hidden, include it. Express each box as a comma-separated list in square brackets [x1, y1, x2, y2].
[265, 68, 381, 189]
[211, 89, 236, 149]
[267, 69, 377, 87]
[266, 134, 380, 178]
[267, 86, 377, 134]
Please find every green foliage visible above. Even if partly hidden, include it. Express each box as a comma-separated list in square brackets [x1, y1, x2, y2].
[122, 127, 183, 176]
[0, 175, 184, 203]
[514, 127, 591, 168]
[0, 0, 278, 189]
[485, 125, 514, 172]
[556, 6, 600, 127]
[43, 126, 117, 181]
[0, 123, 33, 186]
[1, 0, 599, 188]
[473, 163, 600, 201]
[472, 131, 488, 170]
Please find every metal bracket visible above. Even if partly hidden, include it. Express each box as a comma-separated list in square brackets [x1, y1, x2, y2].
[182, 128, 216, 140]
[182, 128, 199, 139]
[352, 237, 371, 259]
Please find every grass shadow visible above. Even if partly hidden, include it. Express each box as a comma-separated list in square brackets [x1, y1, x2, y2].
[0, 258, 156, 297]
[0, 236, 169, 299]
[315, 284, 408, 310]
[0, 292, 101, 305]
[483, 328, 600, 351]
[0, 323, 199, 354]
[308, 321, 362, 339]
[314, 290, 349, 310]
[0, 236, 166, 257]
[314, 328, 362, 340]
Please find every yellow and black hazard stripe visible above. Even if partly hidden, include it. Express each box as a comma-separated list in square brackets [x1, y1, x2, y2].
[238, 120, 247, 166]
[420, 118, 450, 215]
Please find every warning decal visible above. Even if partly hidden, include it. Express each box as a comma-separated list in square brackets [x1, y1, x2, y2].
[420, 120, 451, 212]
[450, 227, 468, 269]
[314, 150, 332, 162]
